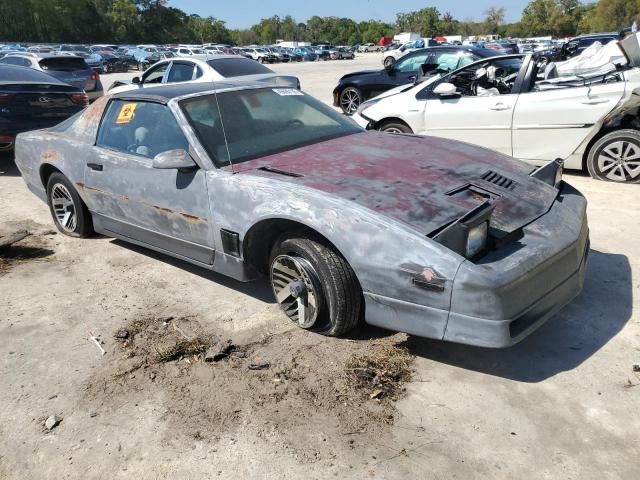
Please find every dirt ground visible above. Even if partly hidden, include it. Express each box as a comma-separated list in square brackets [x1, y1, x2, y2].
[1, 55, 639, 479]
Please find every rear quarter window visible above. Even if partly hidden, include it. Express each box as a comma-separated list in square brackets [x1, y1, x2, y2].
[206, 58, 272, 77]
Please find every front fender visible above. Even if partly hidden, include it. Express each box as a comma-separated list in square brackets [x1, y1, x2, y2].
[211, 173, 463, 311]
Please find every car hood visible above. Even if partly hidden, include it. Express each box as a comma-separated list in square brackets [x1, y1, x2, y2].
[339, 70, 381, 82]
[233, 132, 559, 236]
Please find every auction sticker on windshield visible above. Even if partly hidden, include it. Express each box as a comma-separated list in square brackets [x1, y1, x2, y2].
[272, 88, 303, 96]
[116, 103, 137, 124]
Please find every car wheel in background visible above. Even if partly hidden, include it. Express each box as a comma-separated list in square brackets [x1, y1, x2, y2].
[586, 129, 640, 184]
[269, 235, 362, 337]
[379, 121, 413, 134]
[46, 173, 93, 237]
[383, 56, 396, 68]
[339, 87, 362, 115]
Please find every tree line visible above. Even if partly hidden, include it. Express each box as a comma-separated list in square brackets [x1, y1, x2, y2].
[0, 0, 638, 45]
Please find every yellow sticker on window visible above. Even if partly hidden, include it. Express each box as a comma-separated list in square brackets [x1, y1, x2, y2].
[116, 103, 137, 124]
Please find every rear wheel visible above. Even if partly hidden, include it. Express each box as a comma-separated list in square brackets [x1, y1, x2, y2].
[586, 129, 640, 183]
[339, 87, 362, 115]
[46, 173, 93, 237]
[383, 56, 396, 68]
[269, 236, 361, 337]
[379, 120, 413, 134]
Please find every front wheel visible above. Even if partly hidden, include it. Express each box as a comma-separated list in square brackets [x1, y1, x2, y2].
[586, 129, 640, 183]
[46, 173, 93, 237]
[339, 86, 362, 115]
[269, 236, 362, 336]
[379, 121, 413, 134]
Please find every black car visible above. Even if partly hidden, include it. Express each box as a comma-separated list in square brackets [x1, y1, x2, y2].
[561, 32, 623, 59]
[0, 65, 88, 151]
[333, 46, 499, 115]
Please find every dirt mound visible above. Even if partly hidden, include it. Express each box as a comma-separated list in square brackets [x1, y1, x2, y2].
[86, 315, 414, 451]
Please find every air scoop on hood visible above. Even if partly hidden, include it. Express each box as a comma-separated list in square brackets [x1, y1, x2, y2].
[237, 131, 559, 237]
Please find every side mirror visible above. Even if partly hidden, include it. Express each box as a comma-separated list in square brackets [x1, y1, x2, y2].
[152, 149, 196, 170]
[433, 82, 459, 97]
[132, 76, 141, 84]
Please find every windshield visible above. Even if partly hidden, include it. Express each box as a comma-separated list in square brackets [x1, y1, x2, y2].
[180, 87, 362, 167]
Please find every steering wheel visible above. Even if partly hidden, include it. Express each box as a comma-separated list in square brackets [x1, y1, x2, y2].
[286, 119, 304, 129]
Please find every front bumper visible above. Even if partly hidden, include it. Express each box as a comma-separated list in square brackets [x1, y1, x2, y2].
[364, 182, 589, 348]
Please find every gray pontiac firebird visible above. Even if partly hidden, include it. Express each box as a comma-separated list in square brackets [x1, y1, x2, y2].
[14, 82, 589, 348]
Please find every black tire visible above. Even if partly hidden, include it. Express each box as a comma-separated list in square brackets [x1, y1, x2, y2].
[339, 86, 362, 115]
[46, 172, 93, 237]
[379, 120, 413, 134]
[269, 235, 362, 337]
[383, 56, 396, 68]
[586, 129, 640, 183]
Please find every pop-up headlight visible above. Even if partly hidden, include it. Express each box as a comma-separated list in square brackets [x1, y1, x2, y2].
[531, 158, 563, 188]
[433, 202, 494, 259]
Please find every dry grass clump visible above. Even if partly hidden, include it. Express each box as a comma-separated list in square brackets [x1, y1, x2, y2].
[344, 343, 413, 400]
[154, 336, 210, 363]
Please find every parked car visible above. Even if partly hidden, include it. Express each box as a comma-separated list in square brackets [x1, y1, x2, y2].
[383, 39, 439, 67]
[108, 56, 299, 94]
[265, 47, 290, 62]
[0, 65, 88, 151]
[97, 53, 129, 73]
[358, 43, 380, 53]
[329, 47, 355, 60]
[243, 48, 278, 63]
[14, 81, 588, 348]
[310, 45, 331, 60]
[0, 53, 103, 101]
[289, 47, 317, 61]
[333, 47, 499, 114]
[353, 42, 640, 183]
[561, 32, 623, 59]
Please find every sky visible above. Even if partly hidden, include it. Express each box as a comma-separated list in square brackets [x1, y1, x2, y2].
[167, 0, 530, 29]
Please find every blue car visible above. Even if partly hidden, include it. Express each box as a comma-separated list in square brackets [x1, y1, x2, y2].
[291, 47, 317, 61]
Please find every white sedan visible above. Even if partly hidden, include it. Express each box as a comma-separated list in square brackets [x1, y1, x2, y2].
[108, 55, 299, 94]
[354, 42, 640, 183]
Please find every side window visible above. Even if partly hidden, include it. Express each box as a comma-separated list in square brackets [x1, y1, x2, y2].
[167, 62, 195, 83]
[395, 53, 429, 72]
[96, 100, 189, 159]
[430, 51, 471, 73]
[1, 57, 30, 67]
[180, 97, 230, 166]
[142, 63, 168, 84]
[443, 57, 523, 97]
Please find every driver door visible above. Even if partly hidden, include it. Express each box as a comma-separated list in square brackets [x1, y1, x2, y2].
[83, 99, 214, 264]
[420, 56, 525, 156]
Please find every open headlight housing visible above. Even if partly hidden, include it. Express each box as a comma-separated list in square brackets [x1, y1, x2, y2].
[531, 158, 563, 188]
[432, 202, 494, 260]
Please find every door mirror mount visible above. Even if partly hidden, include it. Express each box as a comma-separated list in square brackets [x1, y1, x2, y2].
[152, 149, 196, 171]
[433, 82, 460, 98]
[132, 76, 141, 84]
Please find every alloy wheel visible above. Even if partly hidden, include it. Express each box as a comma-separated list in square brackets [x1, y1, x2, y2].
[340, 88, 361, 115]
[270, 254, 321, 328]
[597, 140, 640, 182]
[51, 183, 77, 232]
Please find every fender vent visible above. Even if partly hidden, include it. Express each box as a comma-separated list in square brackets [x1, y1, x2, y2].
[480, 170, 517, 191]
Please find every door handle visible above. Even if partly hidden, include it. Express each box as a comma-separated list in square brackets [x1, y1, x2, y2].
[489, 103, 511, 111]
[87, 162, 103, 171]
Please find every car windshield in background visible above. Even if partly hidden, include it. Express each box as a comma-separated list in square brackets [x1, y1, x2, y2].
[206, 58, 272, 77]
[181, 88, 362, 166]
[39, 57, 88, 71]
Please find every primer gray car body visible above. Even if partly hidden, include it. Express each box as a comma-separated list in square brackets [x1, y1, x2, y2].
[14, 82, 589, 348]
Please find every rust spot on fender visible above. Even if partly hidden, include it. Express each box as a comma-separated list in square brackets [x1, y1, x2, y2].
[153, 205, 174, 214]
[41, 150, 59, 161]
[180, 213, 204, 223]
[75, 182, 128, 201]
